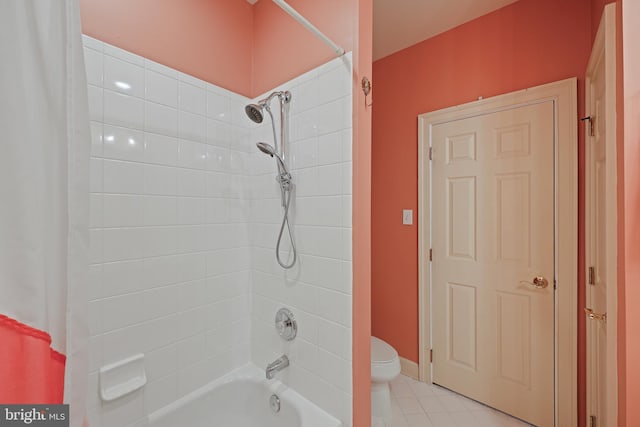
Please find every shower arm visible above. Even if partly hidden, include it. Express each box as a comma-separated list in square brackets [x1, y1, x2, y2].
[258, 91, 282, 107]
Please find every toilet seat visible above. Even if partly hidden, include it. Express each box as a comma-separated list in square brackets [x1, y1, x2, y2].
[371, 336, 401, 382]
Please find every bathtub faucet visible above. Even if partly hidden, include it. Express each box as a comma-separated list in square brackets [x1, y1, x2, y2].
[266, 355, 289, 379]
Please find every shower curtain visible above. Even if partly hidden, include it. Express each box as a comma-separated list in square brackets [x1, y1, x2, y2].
[0, 1, 90, 426]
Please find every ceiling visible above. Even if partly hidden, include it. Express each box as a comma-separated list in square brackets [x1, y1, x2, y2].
[246, 0, 520, 61]
[373, 0, 520, 60]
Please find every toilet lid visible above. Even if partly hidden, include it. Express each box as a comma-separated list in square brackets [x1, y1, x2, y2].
[371, 336, 398, 364]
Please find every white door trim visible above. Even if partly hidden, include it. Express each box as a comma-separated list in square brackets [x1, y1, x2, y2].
[585, 3, 618, 426]
[418, 78, 578, 426]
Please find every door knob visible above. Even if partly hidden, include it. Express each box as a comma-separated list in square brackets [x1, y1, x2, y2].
[532, 276, 549, 288]
[520, 276, 549, 289]
[584, 308, 606, 321]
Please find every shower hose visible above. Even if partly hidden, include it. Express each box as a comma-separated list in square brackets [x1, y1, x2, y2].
[276, 181, 297, 269]
[266, 99, 297, 270]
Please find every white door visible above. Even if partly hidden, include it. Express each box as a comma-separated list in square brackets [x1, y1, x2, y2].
[431, 101, 555, 426]
[585, 4, 617, 427]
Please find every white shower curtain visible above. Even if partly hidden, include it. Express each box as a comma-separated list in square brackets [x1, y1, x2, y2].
[0, 1, 90, 426]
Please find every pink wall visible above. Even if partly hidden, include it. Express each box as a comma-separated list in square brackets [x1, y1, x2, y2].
[80, 0, 254, 97]
[352, 0, 373, 424]
[251, 0, 355, 96]
[372, 0, 591, 360]
[80, 0, 359, 99]
[372, 0, 592, 423]
[621, 0, 640, 424]
[592, 0, 613, 40]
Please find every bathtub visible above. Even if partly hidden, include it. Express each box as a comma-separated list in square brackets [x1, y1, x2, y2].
[148, 363, 342, 427]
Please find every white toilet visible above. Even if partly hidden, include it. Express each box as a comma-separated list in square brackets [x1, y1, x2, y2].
[371, 336, 401, 425]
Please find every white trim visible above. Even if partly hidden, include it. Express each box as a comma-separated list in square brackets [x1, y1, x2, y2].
[585, 3, 618, 426]
[399, 356, 420, 380]
[417, 78, 578, 426]
[418, 112, 432, 384]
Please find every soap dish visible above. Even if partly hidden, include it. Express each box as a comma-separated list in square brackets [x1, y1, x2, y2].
[99, 353, 146, 402]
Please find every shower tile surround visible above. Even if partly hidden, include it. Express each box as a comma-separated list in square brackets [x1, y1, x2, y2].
[84, 35, 353, 427]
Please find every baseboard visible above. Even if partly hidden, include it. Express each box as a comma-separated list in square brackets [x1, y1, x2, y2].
[399, 356, 419, 380]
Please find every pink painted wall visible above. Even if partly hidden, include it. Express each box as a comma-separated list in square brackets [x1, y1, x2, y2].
[372, 0, 592, 423]
[251, 0, 355, 96]
[372, 0, 590, 360]
[352, 0, 373, 424]
[80, 0, 360, 99]
[592, 0, 614, 40]
[80, 0, 254, 97]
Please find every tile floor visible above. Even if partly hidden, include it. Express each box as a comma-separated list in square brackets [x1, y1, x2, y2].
[387, 374, 534, 427]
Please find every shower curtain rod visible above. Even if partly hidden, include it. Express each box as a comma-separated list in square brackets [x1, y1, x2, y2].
[272, 0, 346, 57]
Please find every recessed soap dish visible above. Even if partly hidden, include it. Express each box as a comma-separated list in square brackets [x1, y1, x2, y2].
[99, 353, 147, 402]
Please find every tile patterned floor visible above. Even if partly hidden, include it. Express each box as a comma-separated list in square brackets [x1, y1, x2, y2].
[387, 374, 534, 427]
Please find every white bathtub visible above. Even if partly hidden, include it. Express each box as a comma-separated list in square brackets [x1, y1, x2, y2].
[148, 364, 342, 427]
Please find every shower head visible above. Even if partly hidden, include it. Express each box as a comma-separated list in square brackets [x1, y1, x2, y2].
[245, 91, 292, 124]
[256, 142, 276, 156]
[256, 142, 289, 175]
[245, 104, 264, 123]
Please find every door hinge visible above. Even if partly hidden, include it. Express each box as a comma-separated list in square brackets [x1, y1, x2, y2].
[430, 349, 433, 363]
[429, 248, 432, 261]
[581, 116, 595, 137]
[429, 147, 433, 160]
[589, 266, 595, 285]
[590, 415, 597, 427]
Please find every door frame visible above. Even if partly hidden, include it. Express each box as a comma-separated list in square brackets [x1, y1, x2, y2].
[418, 78, 578, 426]
[585, 3, 618, 426]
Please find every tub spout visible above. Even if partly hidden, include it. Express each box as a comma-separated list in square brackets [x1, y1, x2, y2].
[266, 355, 289, 379]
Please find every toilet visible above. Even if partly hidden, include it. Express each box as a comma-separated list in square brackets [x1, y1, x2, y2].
[371, 336, 401, 425]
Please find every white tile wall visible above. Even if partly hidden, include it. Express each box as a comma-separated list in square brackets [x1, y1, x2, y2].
[84, 35, 353, 427]
[249, 54, 353, 426]
[84, 35, 252, 427]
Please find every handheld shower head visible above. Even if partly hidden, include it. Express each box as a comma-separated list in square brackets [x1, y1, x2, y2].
[245, 104, 264, 123]
[256, 142, 289, 175]
[256, 142, 276, 156]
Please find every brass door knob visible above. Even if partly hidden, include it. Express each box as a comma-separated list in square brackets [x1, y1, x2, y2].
[584, 308, 606, 321]
[532, 276, 549, 289]
[519, 276, 550, 289]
